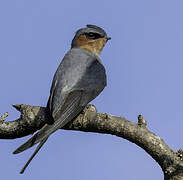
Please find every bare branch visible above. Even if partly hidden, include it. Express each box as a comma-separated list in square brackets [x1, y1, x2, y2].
[1, 104, 183, 180]
[0, 112, 8, 122]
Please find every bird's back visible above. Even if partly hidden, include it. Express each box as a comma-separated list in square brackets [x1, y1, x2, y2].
[47, 47, 107, 120]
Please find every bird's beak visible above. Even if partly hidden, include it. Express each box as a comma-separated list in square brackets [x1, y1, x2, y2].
[106, 37, 111, 41]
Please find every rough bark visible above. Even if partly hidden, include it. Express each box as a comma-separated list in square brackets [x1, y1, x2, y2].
[0, 104, 183, 180]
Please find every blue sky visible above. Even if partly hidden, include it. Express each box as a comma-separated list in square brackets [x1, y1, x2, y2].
[0, 0, 183, 179]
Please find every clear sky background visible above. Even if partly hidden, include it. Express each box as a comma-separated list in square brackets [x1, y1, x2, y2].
[0, 0, 182, 179]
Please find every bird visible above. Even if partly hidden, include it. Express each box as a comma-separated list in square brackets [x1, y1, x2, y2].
[13, 24, 111, 174]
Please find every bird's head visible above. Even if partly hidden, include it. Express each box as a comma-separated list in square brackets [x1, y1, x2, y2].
[71, 25, 111, 57]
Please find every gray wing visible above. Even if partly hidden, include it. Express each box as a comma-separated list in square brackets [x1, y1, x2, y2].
[47, 48, 107, 118]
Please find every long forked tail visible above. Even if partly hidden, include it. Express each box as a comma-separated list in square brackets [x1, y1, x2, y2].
[19, 137, 48, 174]
[13, 91, 85, 173]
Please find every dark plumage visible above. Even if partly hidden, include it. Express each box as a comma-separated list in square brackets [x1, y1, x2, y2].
[13, 25, 110, 174]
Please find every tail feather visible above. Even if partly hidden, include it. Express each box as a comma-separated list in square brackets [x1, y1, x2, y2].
[20, 138, 48, 174]
[13, 91, 85, 173]
[14, 92, 82, 155]
[13, 125, 48, 154]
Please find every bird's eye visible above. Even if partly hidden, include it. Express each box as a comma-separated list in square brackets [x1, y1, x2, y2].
[86, 32, 101, 39]
[88, 32, 95, 38]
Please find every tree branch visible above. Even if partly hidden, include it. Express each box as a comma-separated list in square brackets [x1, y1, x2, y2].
[1, 104, 183, 180]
